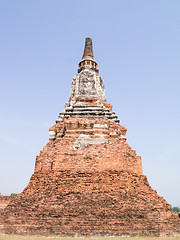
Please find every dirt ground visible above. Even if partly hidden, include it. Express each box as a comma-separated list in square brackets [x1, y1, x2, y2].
[0, 235, 180, 240]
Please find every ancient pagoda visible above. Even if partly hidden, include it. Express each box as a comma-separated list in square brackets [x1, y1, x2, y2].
[2, 38, 180, 236]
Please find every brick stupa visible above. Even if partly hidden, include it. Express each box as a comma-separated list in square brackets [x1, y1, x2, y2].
[2, 38, 180, 236]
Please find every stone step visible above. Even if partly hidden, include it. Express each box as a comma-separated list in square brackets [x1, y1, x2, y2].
[60, 110, 112, 115]
[57, 106, 119, 123]
[64, 109, 105, 113]
[68, 107, 104, 112]
[71, 107, 112, 112]
[67, 105, 104, 109]
[72, 104, 104, 108]
[107, 115, 118, 119]
[59, 112, 113, 117]
[57, 115, 119, 123]
[58, 112, 118, 118]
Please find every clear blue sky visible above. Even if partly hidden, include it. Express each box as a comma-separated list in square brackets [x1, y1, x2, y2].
[0, 1, 179, 206]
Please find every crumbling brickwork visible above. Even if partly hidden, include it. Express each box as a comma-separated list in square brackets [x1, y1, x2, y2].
[0, 196, 15, 232]
[35, 115, 141, 175]
[1, 38, 180, 236]
[2, 169, 180, 236]
[2, 113, 180, 236]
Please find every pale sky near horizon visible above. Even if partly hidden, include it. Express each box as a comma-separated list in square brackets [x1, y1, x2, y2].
[0, 1, 180, 206]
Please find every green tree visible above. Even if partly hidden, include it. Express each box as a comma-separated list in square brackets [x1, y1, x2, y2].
[10, 193, 18, 196]
[172, 206, 180, 213]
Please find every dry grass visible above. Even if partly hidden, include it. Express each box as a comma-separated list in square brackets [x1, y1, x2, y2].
[0, 236, 180, 240]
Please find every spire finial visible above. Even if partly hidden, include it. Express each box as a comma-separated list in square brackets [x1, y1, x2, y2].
[78, 38, 98, 73]
[82, 38, 94, 60]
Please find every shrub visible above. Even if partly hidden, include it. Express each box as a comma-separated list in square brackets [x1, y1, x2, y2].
[10, 193, 18, 196]
[172, 206, 180, 213]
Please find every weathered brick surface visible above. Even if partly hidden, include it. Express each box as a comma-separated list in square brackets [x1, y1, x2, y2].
[0, 196, 14, 205]
[1, 113, 180, 236]
[35, 116, 141, 175]
[2, 171, 180, 236]
[1, 38, 180, 236]
[0, 196, 15, 231]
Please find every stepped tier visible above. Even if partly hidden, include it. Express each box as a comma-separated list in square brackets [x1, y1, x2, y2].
[2, 116, 180, 236]
[1, 38, 180, 236]
[3, 170, 180, 236]
[37, 117, 140, 174]
[57, 98, 119, 123]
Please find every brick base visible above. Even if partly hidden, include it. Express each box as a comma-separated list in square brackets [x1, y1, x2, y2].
[1, 116, 180, 236]
[3, 171, 180, 236]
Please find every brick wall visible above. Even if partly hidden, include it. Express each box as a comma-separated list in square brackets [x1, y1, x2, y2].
[35, 117, 142, 175]
[3, 171, 180, 236]
[1, 115, 180, 236]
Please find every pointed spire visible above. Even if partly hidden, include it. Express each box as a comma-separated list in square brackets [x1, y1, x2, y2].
[78, 38, 98, 73]
[82, 38, 94, 60]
